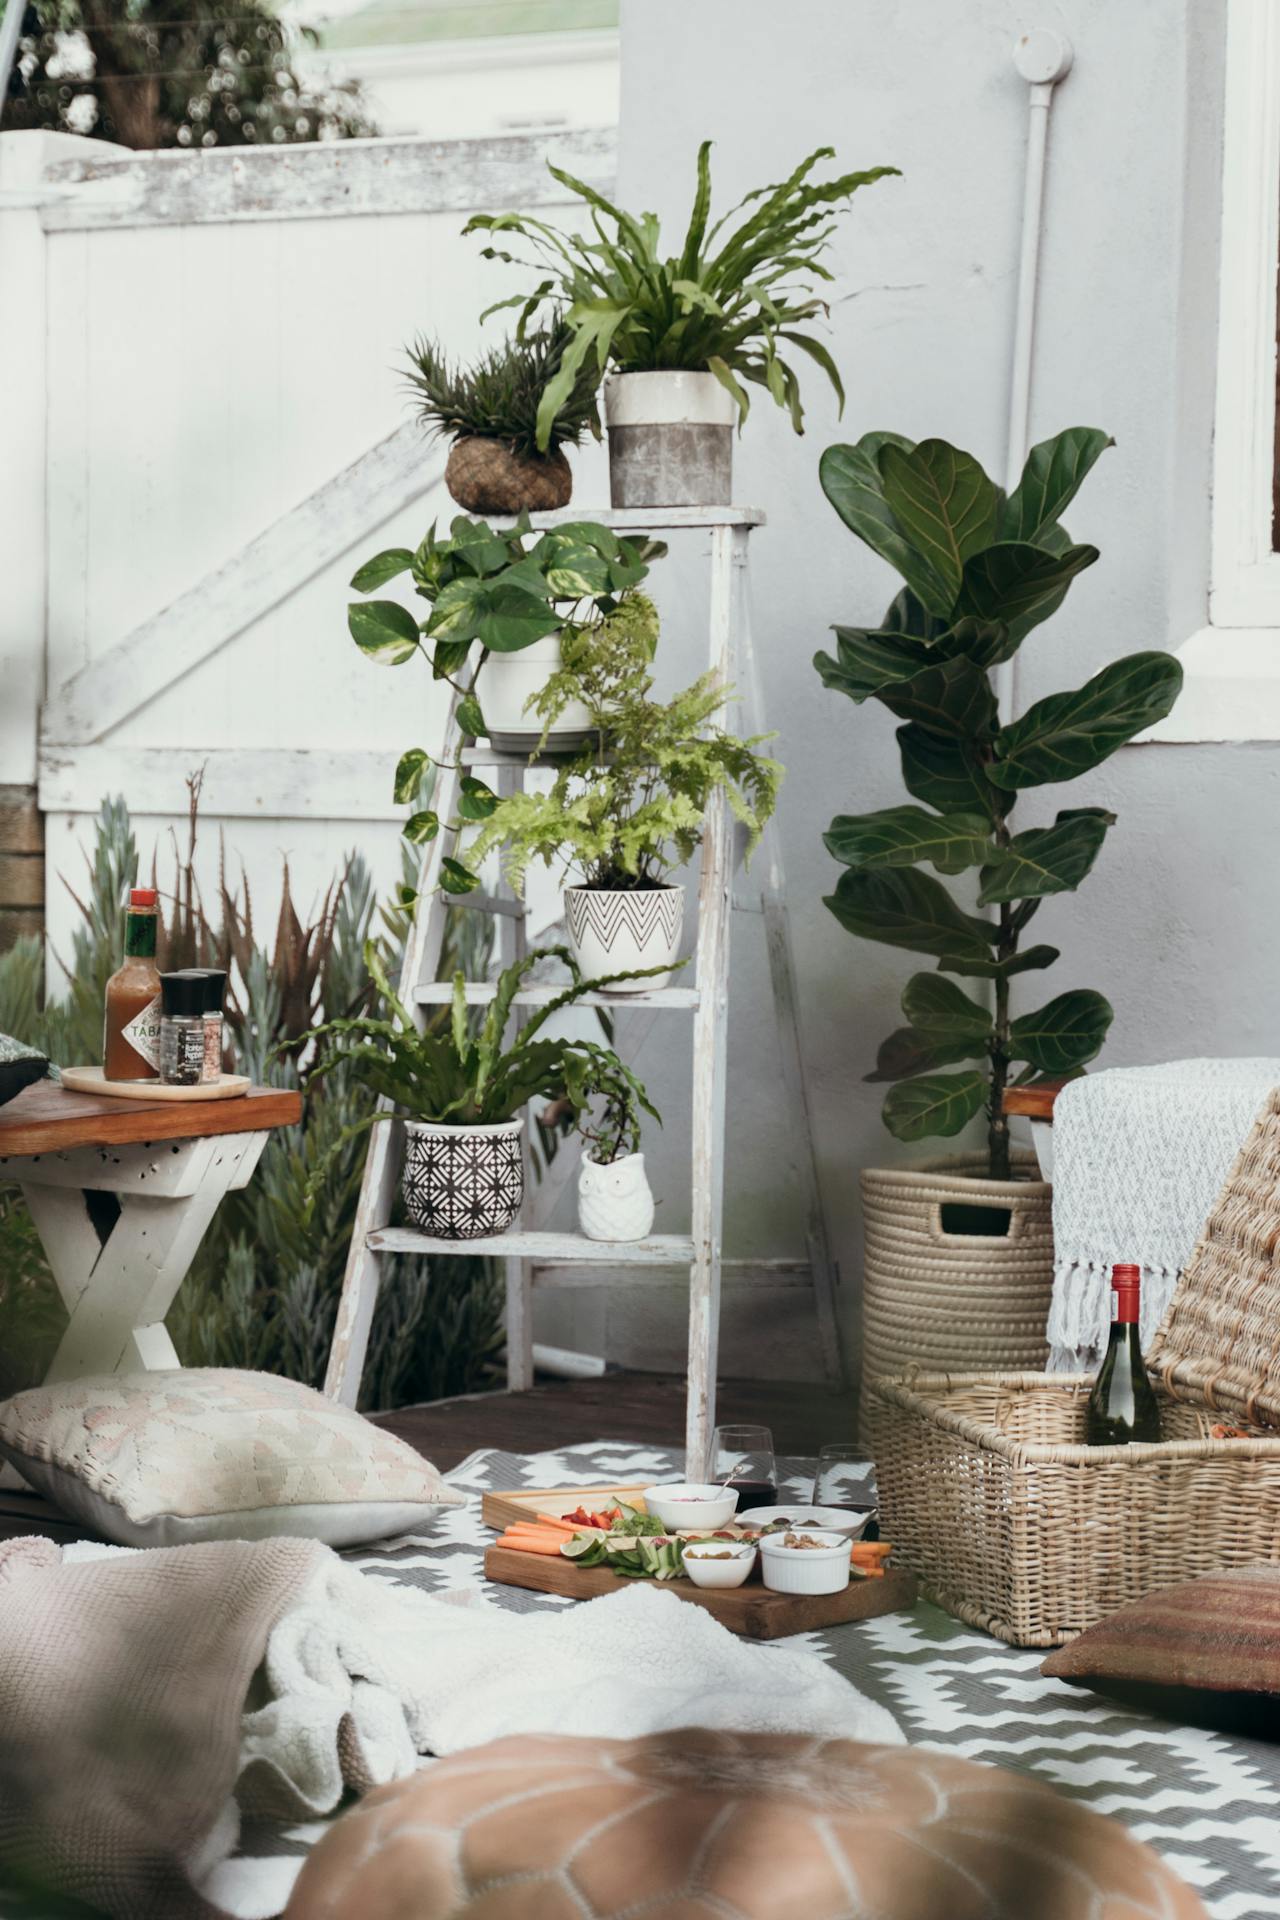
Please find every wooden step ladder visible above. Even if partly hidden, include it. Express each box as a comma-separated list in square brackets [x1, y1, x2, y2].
[322, 506, 844, 1474]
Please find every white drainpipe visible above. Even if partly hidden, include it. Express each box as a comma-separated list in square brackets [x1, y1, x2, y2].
[997, 28, 1075, 723]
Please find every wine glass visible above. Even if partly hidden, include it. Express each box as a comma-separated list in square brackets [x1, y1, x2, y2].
[709, 1424, 777, 1513]
[812, 1444, 875, 1517]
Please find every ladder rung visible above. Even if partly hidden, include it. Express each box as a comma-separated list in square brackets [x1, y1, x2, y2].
[466, 892, 525, 920]
[367, 1227, 696, 1264]
[532, 1258, 812, 1290]
[413, 982, 700, 1009]
[461, 744, 593, 768]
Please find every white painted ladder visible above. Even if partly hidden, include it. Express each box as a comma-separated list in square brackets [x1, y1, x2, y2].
[322, 507, 843, 1473]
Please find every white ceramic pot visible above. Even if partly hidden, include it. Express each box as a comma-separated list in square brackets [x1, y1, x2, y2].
[759, 1529, 851, 1597]
[603, 371, 736, 508]
[577, 1149, 656, 1242]
[478, 634, 594, 754]
[682, 1543, 757, 1590]
[563, 883, 684, 992]
[401, 1116, 523, 1240]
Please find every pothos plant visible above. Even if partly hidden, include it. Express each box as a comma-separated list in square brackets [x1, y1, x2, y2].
[815, 426, 1183, 1180]
[458, 594, 783, 894]
[348, 514, 664, 892]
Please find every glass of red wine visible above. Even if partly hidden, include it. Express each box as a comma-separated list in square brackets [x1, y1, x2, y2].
[710, 1424, 777, 1512]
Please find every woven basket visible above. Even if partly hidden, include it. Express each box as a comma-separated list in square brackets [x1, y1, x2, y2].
[860, 1151, 1052, 1388]
[867, 1088, 1280, 1646]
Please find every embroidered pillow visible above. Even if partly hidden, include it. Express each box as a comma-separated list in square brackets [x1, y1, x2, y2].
[0, 1368, 464, 1548]
[1042, 1563, 1280, 1735]
[284, 1730, 1208, 1920]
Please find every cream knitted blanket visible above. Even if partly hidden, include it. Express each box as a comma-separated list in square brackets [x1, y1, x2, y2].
[1046, 1059, 1280, 1367]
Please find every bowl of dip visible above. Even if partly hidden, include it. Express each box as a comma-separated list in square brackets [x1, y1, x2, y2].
[681, 1540, 757, 1589]
[643, 1483, 740, 1530]
[759, 1528, 850, 1596]
[749, 1505, 874, 1541]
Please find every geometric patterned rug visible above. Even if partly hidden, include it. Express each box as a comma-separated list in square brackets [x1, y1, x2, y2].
[4, 1440, 1278, 1919]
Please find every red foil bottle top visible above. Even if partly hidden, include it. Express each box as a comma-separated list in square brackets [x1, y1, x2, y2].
[1111, 1261, 1140, 1324]
[129, 888, 158, 907]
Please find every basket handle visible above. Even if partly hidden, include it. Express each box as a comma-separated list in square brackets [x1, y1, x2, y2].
[929, 1197, 1020, 1245]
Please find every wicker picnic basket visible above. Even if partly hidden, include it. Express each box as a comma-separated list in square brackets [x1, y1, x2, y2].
[866, 1086, 1280, 1647]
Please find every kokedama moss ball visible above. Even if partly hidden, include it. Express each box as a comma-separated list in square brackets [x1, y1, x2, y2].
[445, 438, 572, 514]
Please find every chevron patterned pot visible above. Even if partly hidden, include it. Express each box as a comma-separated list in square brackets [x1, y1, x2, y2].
[563, 884, 684, 993]
[401, 1117, 524, 1240]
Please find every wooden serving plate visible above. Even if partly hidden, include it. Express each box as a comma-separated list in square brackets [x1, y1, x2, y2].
[483, 1545, 916, 1640]
[60, 1066, 251, 1103]
[481, 1483, 652, 1534]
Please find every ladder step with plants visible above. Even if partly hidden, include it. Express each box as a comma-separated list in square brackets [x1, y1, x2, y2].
[323, 505, 843, 1474]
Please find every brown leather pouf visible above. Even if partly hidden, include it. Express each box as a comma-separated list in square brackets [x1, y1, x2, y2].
[285, 1729, 1207, 1920]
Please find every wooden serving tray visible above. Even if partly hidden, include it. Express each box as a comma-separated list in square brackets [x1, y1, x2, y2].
[61, 1066, 251, 1103]
[483, 1545, 916, 1640]
[481, 1483, 651, 1534]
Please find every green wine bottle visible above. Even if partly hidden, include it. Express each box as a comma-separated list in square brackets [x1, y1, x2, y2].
[1086, 1263, 1162, 1445]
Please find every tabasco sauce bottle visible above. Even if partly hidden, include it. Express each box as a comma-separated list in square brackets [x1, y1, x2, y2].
[103, 888, 162, 1081]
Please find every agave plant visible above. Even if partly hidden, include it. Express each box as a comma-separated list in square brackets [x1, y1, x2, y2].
[815, 427, 1183, 1180]
[464, 142, 900, 451]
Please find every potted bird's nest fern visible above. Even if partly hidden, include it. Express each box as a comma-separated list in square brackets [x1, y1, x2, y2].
[404, 319, 601, 515]
[299, 941, 659, 1242]
[465, 142, 899, 508]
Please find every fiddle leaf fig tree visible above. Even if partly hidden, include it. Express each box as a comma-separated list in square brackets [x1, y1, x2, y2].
[816, 427, 1182, 1180]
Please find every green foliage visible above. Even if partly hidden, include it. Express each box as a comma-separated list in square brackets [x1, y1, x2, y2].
[463, 141, 901, 450]
[403, 321, 602, 458]
[4, 0, 375, 150]
[349, 513, 664, 685]
[0, 797, 506, 1410]
[300, 941, 660, 1134]
[815, 426, 1183, 1178]
[461, 596, 782, 892]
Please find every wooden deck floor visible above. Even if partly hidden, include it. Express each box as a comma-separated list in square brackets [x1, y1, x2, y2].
[0, 1372, 853, 1541]
[375, 1371, 855, 1473]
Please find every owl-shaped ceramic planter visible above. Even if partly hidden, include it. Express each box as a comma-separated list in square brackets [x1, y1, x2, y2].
[577, 1150, 655, 1242]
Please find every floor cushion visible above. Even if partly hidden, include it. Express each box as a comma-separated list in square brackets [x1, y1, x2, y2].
[0, 1368, 463, 1547]
[1042, 1562, 1280, 1734]
[0, 1034, 48, 1106]
[283, 1729, 1208, 1920]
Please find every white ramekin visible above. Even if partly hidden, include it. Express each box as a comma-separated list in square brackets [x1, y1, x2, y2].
[759, 1528, 851, 1596]
[682, 1543, 757, 1590]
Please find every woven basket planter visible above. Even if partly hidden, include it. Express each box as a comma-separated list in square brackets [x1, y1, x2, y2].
[860, 1150, 1053, 1391]
[866, 1089, 1280, 1646]
[445, 438, 572, 515]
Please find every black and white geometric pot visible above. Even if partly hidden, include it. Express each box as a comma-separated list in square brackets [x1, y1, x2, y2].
[401, 1117, 524, 1240]
[563, 883, 685, 993]
[603, 371, 736, 508]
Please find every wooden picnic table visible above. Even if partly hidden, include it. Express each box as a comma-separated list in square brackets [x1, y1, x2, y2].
[0, 1079, 300, 1383]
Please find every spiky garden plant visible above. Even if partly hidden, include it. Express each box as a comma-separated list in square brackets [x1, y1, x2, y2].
[815, 427, 1183, 1180]
[404, 322, 601, 457]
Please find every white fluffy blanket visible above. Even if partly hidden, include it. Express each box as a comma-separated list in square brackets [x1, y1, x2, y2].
[239, 1554, 903, 1813]
[64, 1536, 900, 1827]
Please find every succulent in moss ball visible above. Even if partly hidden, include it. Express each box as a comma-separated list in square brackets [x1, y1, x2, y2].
[404, 321, 602, 513]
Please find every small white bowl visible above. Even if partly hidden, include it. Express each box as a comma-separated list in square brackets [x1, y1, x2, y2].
[682, 1542, 757, 1590]
[643, 1482, 740, 1531]
[749, 1505, 873, 1540]
[759, 1528, 851, 1596]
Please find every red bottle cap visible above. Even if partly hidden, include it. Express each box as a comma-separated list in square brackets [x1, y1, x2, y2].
[129, 888, 158, 907]
[1111, 1263, 1141, 1286]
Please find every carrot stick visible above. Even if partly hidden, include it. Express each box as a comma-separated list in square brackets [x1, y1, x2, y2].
[534, 1514, 578, 1532]
[496, 1533, 565, 1556]
[506, 1523, 574, 1540]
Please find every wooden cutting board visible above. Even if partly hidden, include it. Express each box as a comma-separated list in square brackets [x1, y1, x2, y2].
[481, 1483, 651, 1534]
[483, 1545, 916, 1640]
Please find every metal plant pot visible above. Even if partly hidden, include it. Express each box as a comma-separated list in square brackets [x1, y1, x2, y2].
[563, 883, 684, 992]
[401, 1117, 524, 1240]
[603, 371, 735, 507]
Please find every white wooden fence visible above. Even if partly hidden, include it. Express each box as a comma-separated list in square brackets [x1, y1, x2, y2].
[0, 124, 614, 952]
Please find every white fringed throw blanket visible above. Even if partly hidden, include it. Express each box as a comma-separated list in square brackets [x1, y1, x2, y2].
[1046, 1058, 1280, 1367]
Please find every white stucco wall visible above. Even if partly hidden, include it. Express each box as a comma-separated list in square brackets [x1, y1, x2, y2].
[537, 0, 1241, 1378]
